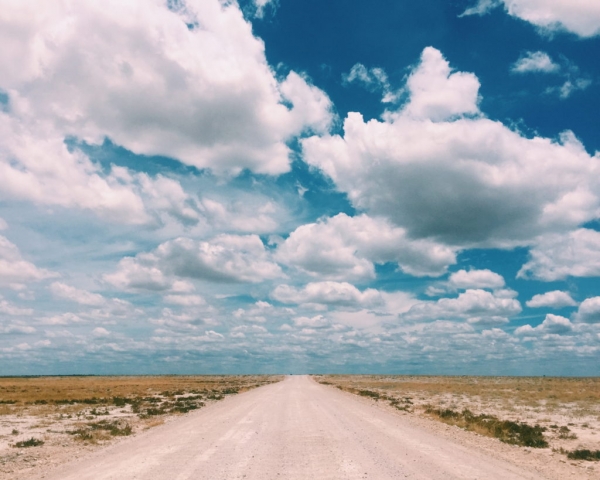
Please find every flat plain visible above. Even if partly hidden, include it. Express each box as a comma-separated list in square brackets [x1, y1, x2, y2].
[1, 374, 598, 479]
[0, 375, 281, 479]
[316, 375, 600, 473]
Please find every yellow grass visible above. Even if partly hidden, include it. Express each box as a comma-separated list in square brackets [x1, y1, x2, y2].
[0, 375, 282, 405]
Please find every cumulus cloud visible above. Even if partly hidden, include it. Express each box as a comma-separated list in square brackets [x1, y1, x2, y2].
[302, 48, 600, 248]
[515, 313, 573, 335]
[106, 234, 283, 290]
[0, 235, 57, 288]
[402, 289, 522, 325]
[275, 213, 457, 281]
[293, 315, 330, 328]
[0, 0, 332, 177]
[518, 229, 600, 281]
[461, 0, 600, 38]
[511, 51, 560, 74]
[0, 299, 33, 316]
[92, 327, 111, 338]
[272, 282, 384, 309]
[50, 282, 106, 306]
[448, 269, 505, 290]
[402, 47, 480, 121]
[526, 290, 577, 308]
[0, 116, 151, 224]
[572, 297, 600, 324]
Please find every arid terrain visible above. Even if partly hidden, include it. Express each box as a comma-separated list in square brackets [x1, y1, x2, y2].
[0, 375, 281, 479]
[315, 375, 600, 475]
[1, 374, 599, 479]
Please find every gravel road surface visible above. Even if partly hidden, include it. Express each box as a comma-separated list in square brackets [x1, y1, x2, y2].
[37, 375, 544, 479]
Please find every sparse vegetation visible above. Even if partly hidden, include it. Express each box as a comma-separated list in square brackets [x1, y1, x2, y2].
[314, 374, 599, 461]
[14, 438, 44, 448]
[555, 447, 600, 461]
[0, 375, 282, 476]
[424, 406, 548, 448]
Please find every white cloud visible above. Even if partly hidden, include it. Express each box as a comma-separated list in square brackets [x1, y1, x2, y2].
[0, 323, 36, 334]
[0, 0, 332, 177]
[573, 297, 600, 324]
[448, 269, 505, 290]
[106, 234, 283, 290]
[253, 0, 278, 19]
[198, 197, 280, 233]
[552, 78, 592, 100]
[518, 229, 600, 281]
[461, 0, 600, 38]
[515, 313, 573, 335]
[402, 289, 522, 325]
[50, 282, 106, 306]
[272, 282, 384, 309]
[511, 51, 560, 73]
[402, 47, 480, 121]
[0, 115, 151, 224]
[302, 48, 600, 249]
[0, 235, 57, 287]
[526, 290, 577, 308]
[163, 294, 206, 306]
[276, 213, 456, 281]
[0, 299, 33, 316]
[293, 315, 330, 328]
[342, 64, 397, 103]
[92, 327, 111, 337]
[460, 0, 500, 17]
[39, 313, 84, 326]
[0, 218, 7, 230]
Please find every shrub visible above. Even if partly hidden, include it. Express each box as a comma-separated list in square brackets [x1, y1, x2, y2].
[425, 407, 548, 448]
[566, 449, 600, 461]
[15, 437, 44, 448]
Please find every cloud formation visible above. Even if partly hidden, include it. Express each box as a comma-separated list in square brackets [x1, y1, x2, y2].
[511, 51, 560, 74]
[526, 290, 577, 308]
[0, 0, 332, 176]
[461, 0, 600, 37]
[272, 282, 384, 309]
[401, 289, 522, 325]
[106, 234, 283, 291]
[303, 48, 600, 248]
[515, 313, 573, 335]
[448, 269, 505, 290]
[275, 213, 457, 281]
[518, 229, 600, 281]
[0, 235, 57, 288]
[573, 297, 600, 324]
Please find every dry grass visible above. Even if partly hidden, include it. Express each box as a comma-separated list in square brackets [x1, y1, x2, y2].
[314, 375, 600, 461]
[0, 375, 282, 479]
[314, 375, 600, 406]
[0, 375, 278, 404]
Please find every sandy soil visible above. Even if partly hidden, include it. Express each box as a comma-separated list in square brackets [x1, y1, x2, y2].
[316, 375, 600, 479]
[0, 375, 279, 479]
[16, 375, 582, 479]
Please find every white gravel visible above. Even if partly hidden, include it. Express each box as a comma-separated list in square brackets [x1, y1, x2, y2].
[35, 375, 546, 479]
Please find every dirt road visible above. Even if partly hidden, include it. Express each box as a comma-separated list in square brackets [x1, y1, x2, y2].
[36, 375, 544, 479]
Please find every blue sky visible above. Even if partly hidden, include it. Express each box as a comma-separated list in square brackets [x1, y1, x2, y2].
[1, 0, 599, 375]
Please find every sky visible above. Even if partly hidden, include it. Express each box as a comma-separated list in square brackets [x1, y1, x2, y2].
[0, 0, 600, 375]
